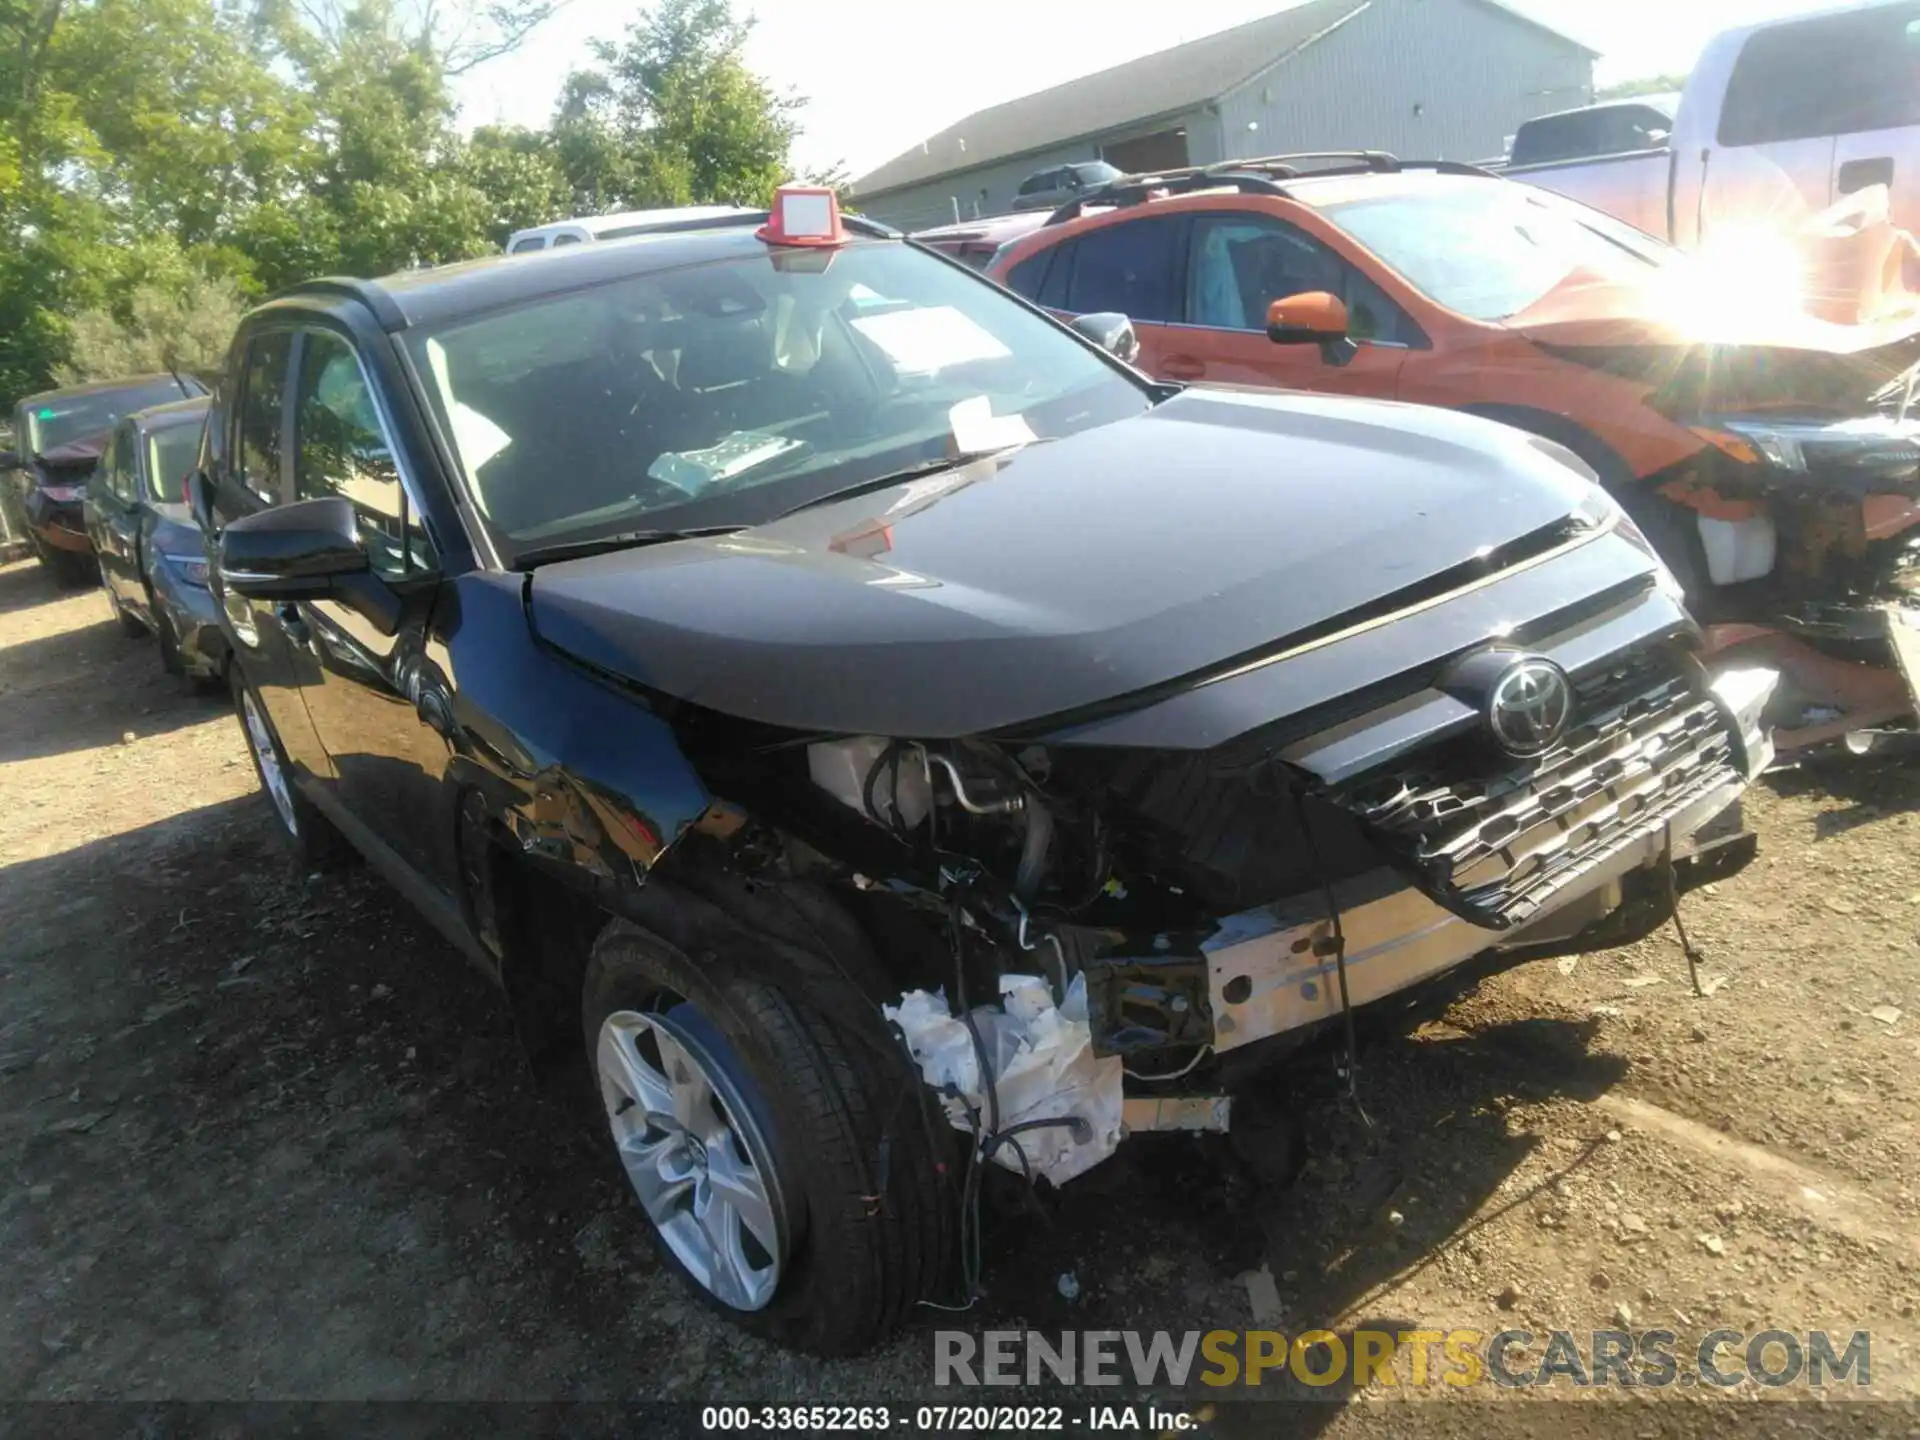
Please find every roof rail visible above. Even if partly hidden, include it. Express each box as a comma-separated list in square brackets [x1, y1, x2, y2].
[1045, 169, 1291, 224]
[1399, 159, 1499, 178]
[1044, 150, 1408, 224]
[270, 276, 408, 331]
[1205, 150, 1402, 176]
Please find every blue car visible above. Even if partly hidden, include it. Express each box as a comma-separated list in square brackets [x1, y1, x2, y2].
[82, 395, 226, 685]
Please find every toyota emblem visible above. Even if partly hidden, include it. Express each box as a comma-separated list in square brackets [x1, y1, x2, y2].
[1486, 658, 1573, 757]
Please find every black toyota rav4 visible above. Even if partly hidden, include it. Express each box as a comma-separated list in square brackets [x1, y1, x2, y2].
[190, 194, 1776, 1355]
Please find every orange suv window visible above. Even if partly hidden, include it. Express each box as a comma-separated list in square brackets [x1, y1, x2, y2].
[1185, 213, 1416, 344]
[1006, 216, 1184, 321]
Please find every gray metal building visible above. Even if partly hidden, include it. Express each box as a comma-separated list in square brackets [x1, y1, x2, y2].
[848, 0, 1595, 229]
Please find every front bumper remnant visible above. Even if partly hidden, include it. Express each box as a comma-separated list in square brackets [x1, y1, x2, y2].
[1201, 667, 1776, 1056]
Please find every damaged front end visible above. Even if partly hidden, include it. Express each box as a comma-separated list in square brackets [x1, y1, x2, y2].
[1601, 329, 1920, 756]
[673, 522, 1776, 1186]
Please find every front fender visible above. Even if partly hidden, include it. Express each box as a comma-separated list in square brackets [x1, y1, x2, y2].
[439, 571, 711, 893]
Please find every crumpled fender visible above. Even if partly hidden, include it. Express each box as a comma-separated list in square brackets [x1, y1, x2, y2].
[437, 571, 711, 895]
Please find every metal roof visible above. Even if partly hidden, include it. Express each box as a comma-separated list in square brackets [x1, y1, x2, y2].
[131, 395, 211, 433]
[849, 0, 1596, 200]
[18, 374, 198, 408]
[273, 225, 900, 333]
[506, 206, 758, 246]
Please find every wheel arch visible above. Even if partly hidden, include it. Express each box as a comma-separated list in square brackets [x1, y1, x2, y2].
[1453, 402, 1638, 487]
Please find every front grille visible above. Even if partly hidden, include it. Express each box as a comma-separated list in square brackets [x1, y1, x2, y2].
[1334, 655, 1738, 930]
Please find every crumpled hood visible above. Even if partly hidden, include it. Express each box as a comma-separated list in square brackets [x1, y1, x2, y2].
[529, 387, 1601, 737]
[35, 435, 106, 467]
[26, 434, 105, 491]
[1508, 268, 1920, 355]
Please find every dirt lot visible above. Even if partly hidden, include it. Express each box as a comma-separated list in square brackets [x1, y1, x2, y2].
[3, 555, 1918, 1426]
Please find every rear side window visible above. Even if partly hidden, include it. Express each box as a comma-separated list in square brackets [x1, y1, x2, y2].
[1720, 4, 1920, 145]
[1003, 245, 1059, 302]
[236, 332, 293, 503]
[100, 424, 136, 502]
[1512, 106, 1670, 166]
[552, 233, 584, 246]
[1062, 217, 1182, 322]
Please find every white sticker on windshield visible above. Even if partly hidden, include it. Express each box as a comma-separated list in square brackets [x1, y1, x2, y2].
[947, 395, 1036, 453]
[850, 305, 1010, 375]
[649, 430, 803, 497]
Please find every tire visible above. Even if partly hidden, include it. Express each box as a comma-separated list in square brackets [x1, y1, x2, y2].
[49, 548, 97, 589]
[230, 664, 359, 872]
[154, 601, 185, 672]
[582, 910, 951, 1355]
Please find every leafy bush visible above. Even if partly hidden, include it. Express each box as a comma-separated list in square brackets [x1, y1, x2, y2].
[53, 274, 247, 387]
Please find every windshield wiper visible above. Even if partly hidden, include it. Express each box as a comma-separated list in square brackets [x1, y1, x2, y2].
[770, 448, 1030, 524]
[513, 525, 745, 570]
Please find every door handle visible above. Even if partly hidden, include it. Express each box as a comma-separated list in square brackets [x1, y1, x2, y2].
[1162, 354, 1206, 381]
[1839, 156, 1894, 194]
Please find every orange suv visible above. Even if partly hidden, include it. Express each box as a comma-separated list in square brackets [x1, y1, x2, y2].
[988, 153, 1920, 755]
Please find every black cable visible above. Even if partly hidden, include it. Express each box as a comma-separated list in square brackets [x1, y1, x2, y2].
[1291, 784, 1374, 1130]
[1662, 821, 1708, 997]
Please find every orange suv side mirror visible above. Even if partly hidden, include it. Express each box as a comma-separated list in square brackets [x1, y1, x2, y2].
[1267, 292, 1350, 345]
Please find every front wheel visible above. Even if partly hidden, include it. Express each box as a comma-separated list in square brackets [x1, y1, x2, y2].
[230, 665, 358, 871]
[48, 548, 97, 589]
[582, 914, 950, 1355]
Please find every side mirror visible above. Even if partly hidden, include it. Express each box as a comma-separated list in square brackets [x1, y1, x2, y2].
[1267, 292, 1350, 345]
[216, 494, 368, 598]
[184, 469, 216, 534]
[1068, 311, 1141, 365]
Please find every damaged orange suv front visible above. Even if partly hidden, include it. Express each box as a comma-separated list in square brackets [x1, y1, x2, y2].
[989, 162, 1920, 755]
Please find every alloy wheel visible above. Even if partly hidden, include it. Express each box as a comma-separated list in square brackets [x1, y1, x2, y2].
[596, 1007, 786, 1311]
[240, 688, 298, 836]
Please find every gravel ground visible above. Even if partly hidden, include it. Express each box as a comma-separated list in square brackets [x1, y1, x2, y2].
[2, 557, 1917, 1431]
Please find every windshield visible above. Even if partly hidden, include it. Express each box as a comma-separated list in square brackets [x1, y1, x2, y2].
[406, 240, 1149, 555]
[147, 422, 203, 503]
[1324, 184, 1670, 321]
[25, 379, 193, 454]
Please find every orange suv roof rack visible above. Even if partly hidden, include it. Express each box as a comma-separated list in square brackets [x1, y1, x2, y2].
[1043, 152, 1496, 225]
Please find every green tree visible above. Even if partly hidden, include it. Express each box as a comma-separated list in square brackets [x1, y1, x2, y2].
[54, 267, 247, 383]
[555, 0, 798, 211]
[0, 0, 799, 400]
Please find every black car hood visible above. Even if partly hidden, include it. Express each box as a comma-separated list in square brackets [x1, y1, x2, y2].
[529, 387, 1600, 737]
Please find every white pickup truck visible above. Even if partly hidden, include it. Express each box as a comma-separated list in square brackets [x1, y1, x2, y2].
[1504, 0, 1920, 245]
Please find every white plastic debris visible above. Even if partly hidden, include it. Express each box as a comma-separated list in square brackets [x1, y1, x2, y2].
[884, 973, 1125, 1186]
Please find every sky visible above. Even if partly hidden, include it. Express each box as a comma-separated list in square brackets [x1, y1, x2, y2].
[454, 0, 1846, 183]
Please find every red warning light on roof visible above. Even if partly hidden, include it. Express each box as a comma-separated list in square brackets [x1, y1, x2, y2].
[758, 185, 846, 247]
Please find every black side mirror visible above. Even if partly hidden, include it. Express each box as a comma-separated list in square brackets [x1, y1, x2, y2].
[1068, 311, 1141, 365]
[0, 450, 19, 471]
[184, 469, 216, 534]
[217, 494, 368, 599]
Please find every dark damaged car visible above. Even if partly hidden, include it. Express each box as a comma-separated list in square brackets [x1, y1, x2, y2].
[82, 396, 226, 684]
[2, 374, 204, 585]
[189, 197, 1776, 1354]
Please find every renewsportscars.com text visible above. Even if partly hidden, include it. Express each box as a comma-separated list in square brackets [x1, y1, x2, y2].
[934, 1328, 1872, 1390]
